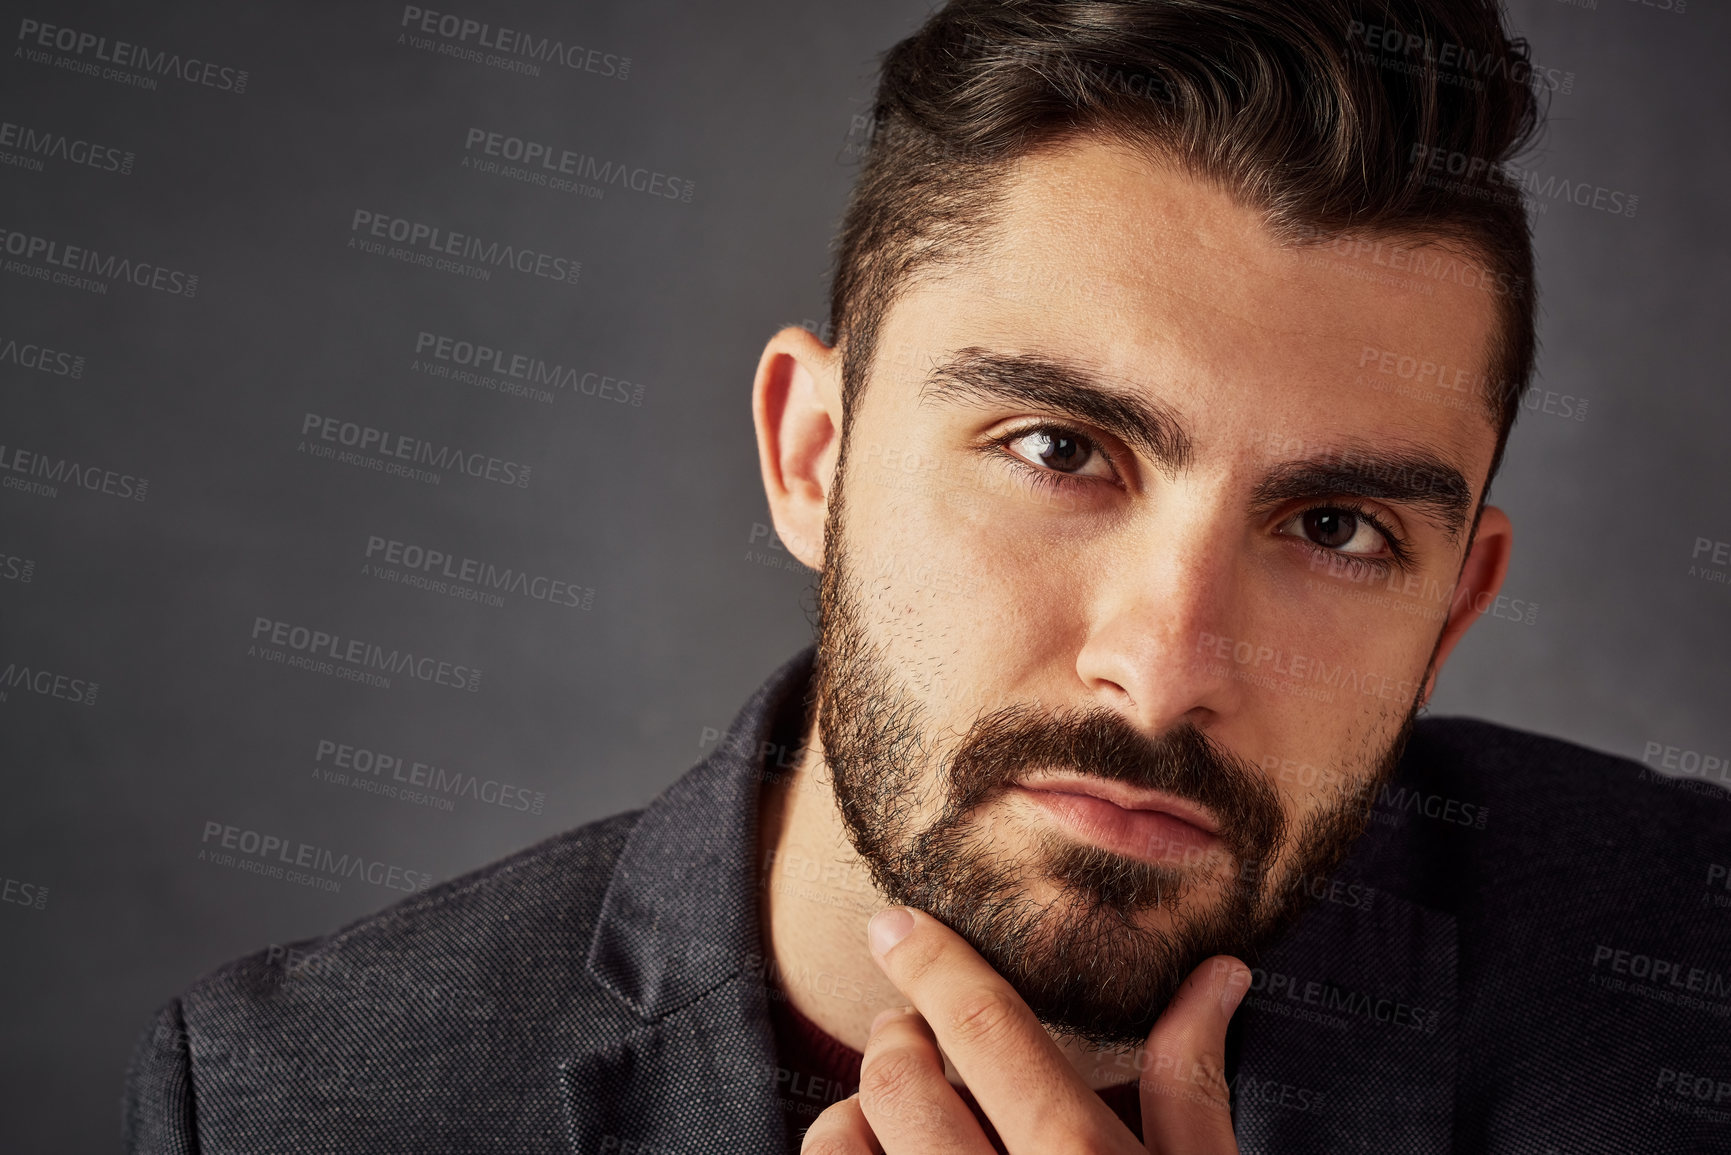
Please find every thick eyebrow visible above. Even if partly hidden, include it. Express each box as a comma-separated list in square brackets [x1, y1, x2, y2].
[919, 348, 1474, 540]
[919, 347, 1195, 475]
[1250, 448, 1475, 543]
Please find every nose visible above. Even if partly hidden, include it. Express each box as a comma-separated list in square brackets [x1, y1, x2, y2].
[1072, 507, 1244, 735]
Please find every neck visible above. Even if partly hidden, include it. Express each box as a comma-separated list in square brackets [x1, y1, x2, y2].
[755, 711, 1146, 1089]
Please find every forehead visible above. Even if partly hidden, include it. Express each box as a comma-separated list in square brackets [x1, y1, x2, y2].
[877, 137, 1503, 482]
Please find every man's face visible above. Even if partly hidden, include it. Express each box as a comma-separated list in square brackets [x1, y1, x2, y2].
[809, 138, 1503, 1048]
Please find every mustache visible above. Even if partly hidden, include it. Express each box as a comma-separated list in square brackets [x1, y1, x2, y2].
[939, 703, 1287, 862]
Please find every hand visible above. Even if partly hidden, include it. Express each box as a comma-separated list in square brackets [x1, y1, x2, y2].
[800, 906, 1249, 1154]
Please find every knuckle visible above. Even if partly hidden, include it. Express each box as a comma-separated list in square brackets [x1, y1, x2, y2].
[946, 988, 1018, 1046]
[800, 1105, 867, 1155]
[858, 1045, 929, 1112]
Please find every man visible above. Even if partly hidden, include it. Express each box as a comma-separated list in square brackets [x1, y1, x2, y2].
[126, 1, 1730, 1152]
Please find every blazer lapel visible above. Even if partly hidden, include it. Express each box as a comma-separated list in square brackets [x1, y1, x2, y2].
[563, 649, 817, 1154]
[558, 983, 786, 1155]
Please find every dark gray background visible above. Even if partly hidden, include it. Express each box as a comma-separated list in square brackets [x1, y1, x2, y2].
[0, 0, 1725, 1149]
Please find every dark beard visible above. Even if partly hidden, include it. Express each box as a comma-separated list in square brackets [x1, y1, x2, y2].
[811, 465, 1418, 1048]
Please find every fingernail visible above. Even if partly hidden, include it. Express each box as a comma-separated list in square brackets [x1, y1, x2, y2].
[1219, 963, 1251, 1017]
[868, 907, 915, 956]
[869, 1008, 902, 1034]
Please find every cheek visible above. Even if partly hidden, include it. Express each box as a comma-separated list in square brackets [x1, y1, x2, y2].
[1267, 548, 1454, 677]
[1233, 557, 1438, 760]
[1253, 698, 1414, 842]
[847, 477, 1091, 717]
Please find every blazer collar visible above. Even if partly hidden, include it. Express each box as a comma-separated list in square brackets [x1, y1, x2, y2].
[565, 648, 815, 1154]
[586, 645, 815, 1019]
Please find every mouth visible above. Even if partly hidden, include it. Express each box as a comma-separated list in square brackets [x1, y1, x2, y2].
[1010, 774, 1223, 866]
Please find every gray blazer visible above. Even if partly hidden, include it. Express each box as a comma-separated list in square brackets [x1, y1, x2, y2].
[124, 647, 1731, 1153]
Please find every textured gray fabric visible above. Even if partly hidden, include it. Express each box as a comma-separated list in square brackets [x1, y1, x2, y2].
[123, 647, 1731, 1153]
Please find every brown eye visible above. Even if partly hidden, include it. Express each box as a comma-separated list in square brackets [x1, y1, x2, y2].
[1278, 506, 1389, 556]
[1303, 509, 1358, 549]
[1007, 427, 1110, 477]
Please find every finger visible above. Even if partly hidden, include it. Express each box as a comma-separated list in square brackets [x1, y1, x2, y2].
[857, 1006, 997, 1155]
[801, 1094, 884, 1155]
[866, 906, 1128, 1150]
[1138, 954, 1249, 1155]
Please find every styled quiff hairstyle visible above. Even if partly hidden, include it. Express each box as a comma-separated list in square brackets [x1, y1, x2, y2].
[828, 0, 1544, 486]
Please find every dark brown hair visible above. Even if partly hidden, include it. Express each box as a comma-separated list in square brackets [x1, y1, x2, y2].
[828, 0, 1545, 487]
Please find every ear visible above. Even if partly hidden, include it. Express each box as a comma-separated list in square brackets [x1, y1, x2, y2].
[752, 326, 844, 571]
[1421, 504, 1513, 705]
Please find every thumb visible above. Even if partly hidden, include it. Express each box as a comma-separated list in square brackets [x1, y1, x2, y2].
[1138, 954, 1249, 1154]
